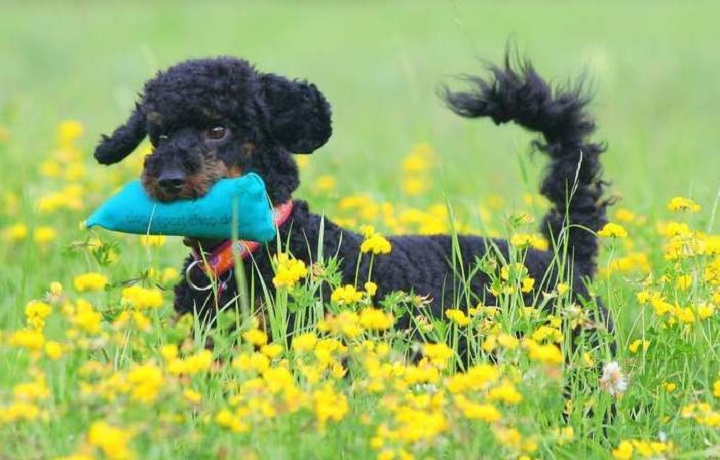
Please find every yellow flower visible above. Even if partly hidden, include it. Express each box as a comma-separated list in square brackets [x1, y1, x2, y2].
[488, 381, 523, 405]
[4, 223, 28, 241]
[167, 350, 214, 376]
[531, 326, 563, 343]
[675, 274, 693, 291]
[13, 376, 50, 402]
[87, 421, 134, 460]
[9, 329, 45, 351]
[364, 281, 378, 296]
[292, 333, 318, 353]
[361, 233, 392, 255]
[359, 224, 376, 238]
[331, 284, 363, 305]
[183, 389, 202, 404]
[72, 300, 103, 334]
[260, 343, 283, 359]
[161, 267, 180, 283]
[33, 226, 57, 244]
[628, 339, 650, 354]
[556, 282, 570, 295]
[318, 311, 362, 339]
[497, 333, 520, 350]
[272, 253, 308, 288]
[402, 177, 428, 196]
[668, 196, 701, 213]
[500, 263, 528, 281]
[132, 311, 152, 332]
[526, 341, 563, 365]
[614, 208, 636, 223]
[127, 363, 164, 403]
[402, 152, 432, 174]
[510, 233, 548, 251]
[612, 441, 633, 460]
[493, 427, 522, 450]
[597, 222, 628, 239]
[459, 400, 502, 422]
[215, 409, 249, 433]
[521, 276, 535, 293]
[121, 286, 163, 309]
[140, 235, 166, 247]
[713, 379, 720, 398]
[45, 341, 64, 360]
[422, 343, 454, 368]
[313, 175, 336, 193]
[233, 352, 270, 374]
[0, 402, 41, 423]
[25, 300, 52, 329]
[359, 307, 394, 331]
[50, 281, 63, 296]
[73, 272, 108, 292]
[57, 120, 84, 147]
[613, 439, 673, 459]
[160, 344, 178, 361]
[313, 383, 349, 427]
[482, 335, 497, 352]
[242, 328, 268, 347]
[445, 309, 470, 327]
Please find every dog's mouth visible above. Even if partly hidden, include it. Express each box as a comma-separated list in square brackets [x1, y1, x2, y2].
[142, 158, 241, 203]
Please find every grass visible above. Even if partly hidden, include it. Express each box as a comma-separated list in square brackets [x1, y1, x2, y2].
[2, 1, 720, 459]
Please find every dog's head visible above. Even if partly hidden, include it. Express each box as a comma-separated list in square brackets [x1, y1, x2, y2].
[94, 57, 332, 204]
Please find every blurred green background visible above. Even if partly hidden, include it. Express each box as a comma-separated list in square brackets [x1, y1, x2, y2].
[1, 0, 719, 219]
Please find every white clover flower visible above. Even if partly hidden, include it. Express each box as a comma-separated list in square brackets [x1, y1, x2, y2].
[600, 361, 627, 396]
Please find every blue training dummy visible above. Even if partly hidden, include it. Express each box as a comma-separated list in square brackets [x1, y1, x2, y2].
[84, 173, 277, 241]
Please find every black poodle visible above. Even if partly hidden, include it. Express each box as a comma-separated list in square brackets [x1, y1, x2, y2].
[94, 55, 611, 342]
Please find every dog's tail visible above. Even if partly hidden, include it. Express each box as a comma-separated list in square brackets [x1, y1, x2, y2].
[442, 55, 608, 280]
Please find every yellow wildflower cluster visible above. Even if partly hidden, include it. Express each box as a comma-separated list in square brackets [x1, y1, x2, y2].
[73, 272, 109, 293]
[121, 285, 164, 309]
[510, 232, 549, 251]
[597, 222, 629, 239]
[667, 196, 701, 213]
[331, 284, 364, 305]
[360, 225, 392, 255]
[612, 439, 674, 459]
[87, 421, 135, 460]
[0, 372, 49, 423]
[272, 252, 308, 288]
[681, 402, 720, 427]
[637, 290, 717, 327]
[491, 262, 535, 295]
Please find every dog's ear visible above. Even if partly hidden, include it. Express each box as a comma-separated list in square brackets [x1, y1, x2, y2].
[260, 74, 332, 154]
[94, 104, 146, 165]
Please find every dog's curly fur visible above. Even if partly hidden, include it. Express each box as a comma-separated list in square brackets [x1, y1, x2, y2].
[94, 55, 612, 340]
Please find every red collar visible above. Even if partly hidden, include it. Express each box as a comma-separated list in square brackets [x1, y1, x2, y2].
[191, 200, 294, 280]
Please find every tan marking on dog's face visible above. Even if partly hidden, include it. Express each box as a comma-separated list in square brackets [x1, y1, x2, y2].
[142, 154, 227, 202]
[226, 165, 243, 178]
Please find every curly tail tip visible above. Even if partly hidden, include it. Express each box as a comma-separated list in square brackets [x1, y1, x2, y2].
[442, 55, 608, 279]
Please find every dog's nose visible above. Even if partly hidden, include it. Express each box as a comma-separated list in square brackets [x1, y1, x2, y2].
[158, 171, 186, 192]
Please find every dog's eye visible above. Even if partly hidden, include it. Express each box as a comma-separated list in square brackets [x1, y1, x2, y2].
[205, 126, 227, 141]
[158, 134, 169, 144]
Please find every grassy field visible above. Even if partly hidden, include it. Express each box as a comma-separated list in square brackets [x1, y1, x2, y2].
[2, 1, 720, 458]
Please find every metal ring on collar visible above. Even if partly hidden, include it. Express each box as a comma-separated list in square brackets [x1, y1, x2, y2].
[185, 260, 214, 291]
